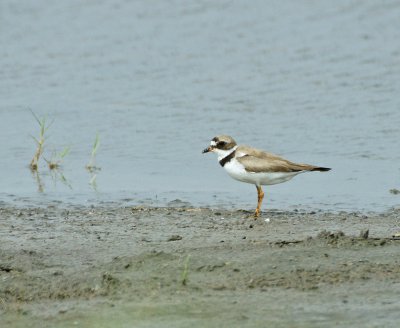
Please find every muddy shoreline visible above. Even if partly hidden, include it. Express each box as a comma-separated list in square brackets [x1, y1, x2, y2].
[1, 205, 400, 327]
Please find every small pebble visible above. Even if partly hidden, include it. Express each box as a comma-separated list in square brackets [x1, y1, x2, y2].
[167, 235, 182, 241]
[359, 229, 369, 239]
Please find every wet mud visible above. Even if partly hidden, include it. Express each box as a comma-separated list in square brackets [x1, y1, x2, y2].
[1, 206, 400, 327]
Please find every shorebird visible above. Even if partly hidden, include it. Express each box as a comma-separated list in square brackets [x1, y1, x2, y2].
[202, 135, 331, 218]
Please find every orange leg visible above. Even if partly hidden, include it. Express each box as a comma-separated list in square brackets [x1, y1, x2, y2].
[254, 185, 264, 218]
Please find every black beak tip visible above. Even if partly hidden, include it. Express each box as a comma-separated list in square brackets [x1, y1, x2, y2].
[202, 148, 209, 154]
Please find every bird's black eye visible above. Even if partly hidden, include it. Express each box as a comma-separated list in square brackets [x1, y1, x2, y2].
[218, 141, 227, 147]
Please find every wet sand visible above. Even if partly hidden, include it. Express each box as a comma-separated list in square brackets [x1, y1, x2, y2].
[1, 205, 400, 327]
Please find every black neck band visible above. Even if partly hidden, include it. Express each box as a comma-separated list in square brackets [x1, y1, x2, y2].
[219, 150, 236, 167]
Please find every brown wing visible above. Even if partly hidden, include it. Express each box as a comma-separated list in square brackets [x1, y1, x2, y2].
[236, 146, 318, 173]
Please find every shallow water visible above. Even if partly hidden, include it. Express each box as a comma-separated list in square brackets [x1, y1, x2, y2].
[1, 0, 399, 211]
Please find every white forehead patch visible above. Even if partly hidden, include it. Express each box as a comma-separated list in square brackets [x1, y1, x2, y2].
[210, 140, 217, 146]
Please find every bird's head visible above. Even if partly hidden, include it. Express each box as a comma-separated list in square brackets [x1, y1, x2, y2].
[202, 135, 237, 159]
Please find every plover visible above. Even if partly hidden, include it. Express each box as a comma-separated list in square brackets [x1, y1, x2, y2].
[202, 135, 331, 218]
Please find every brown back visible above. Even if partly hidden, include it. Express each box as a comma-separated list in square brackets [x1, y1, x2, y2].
[236, 146, 320, 173]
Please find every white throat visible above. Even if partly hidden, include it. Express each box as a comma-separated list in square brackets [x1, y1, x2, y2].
[215, 145, 238, 162]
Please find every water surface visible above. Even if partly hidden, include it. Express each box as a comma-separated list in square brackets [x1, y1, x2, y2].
[1, 0, 399, 211]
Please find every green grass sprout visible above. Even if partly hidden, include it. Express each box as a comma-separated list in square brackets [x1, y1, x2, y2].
[86, 132, 101, 172]
[29, 110, 53, 171]
[45, 146, 70, 170]
[181, 255, 191, 286]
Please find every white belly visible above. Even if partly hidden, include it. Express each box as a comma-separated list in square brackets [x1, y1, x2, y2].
[223, 159, 304, 186]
